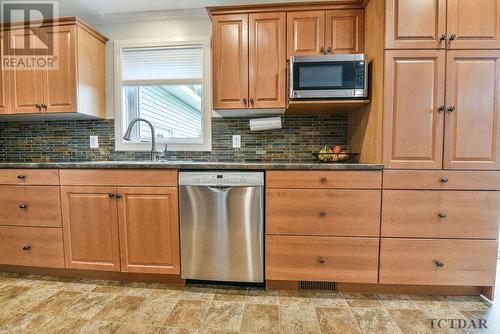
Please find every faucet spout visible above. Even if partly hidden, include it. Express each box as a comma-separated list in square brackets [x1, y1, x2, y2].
[123, 118, 157, 161]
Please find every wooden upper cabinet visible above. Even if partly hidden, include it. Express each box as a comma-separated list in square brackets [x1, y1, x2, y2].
[287, 11, 325, 57]
[447, 0, 500, 49]
[444, 50, 500, 170]
[386, 0, 447, 49]
[325, 10, 364, 54]
[249, 12, 286, 109]
[212, 14, 249, 109]
[41, 25, 77, 113]
[8, 28, 44, 114]
[383, 50, 446, 169]
[61, 186, 121, 272]
[1, 18, 107, 118]
[117, 187, 180, 274]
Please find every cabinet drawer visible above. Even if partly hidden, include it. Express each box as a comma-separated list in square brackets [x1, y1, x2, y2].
[59, 169, 178, 186]
[382, 190, 500, 239]
[383, 170, 500, 190]
[266, 170, 382, 189]
[0, 226, 65, 268]
[0, 186, 62, 227]
[266, 235, 379, 283]
[267, 189, 381, 236]
[380, 239, 497, 286]
[0, 169, 59, 185]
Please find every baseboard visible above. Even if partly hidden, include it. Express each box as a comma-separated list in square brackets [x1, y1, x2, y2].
[0, 265, 185, 285]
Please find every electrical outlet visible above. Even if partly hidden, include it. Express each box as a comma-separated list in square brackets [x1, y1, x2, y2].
[90, 136, 99, 149]
[232, 135, 241, 149]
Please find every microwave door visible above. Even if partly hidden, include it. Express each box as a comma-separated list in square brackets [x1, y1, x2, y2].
[290, 58, 367, 99]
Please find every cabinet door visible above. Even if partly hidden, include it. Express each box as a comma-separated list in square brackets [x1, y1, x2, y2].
[212, 14, 249, 109]
[249, 12, 286, 109]
[61, 186, 120, 271]
[385, 0, 447, 49]
[287, 11, 325, 57]
[447, 0, 500, 49]
[325, 10, 364, 54]
[444, 50, 500, 170]
[0, 34, 10, 114]
[117, 187, 180, 274]
[8, 28, 44, 114]
[40, 25, 77, 113]
[383, 50, 446, 169]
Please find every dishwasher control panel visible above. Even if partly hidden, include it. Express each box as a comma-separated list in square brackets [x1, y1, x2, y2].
[179, 171, 264, 187]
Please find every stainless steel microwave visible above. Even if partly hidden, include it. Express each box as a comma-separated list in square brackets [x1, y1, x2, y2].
[289, 54, 368, 99]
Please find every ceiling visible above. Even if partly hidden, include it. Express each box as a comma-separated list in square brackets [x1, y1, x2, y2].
[57, 0, 333, 23]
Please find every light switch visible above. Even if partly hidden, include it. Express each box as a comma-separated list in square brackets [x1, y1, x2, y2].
[232, 135, 241, 149]
[90, 136, 99, 149]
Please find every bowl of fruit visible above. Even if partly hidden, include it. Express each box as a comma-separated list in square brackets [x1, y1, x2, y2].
[313, 145, 359, 163]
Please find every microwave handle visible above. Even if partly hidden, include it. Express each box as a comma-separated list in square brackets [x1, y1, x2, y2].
[289, 59, 294, 99]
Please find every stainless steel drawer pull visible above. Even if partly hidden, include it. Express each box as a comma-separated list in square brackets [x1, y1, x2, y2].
[436, 261, 444, 267]
[19, 204, 28, 209]
[22, 245, 31, 251]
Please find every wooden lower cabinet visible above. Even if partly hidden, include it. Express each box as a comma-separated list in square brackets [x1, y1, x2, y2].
[60, 186, 121, 272]
[0, 226, 65, 268]
[0, 186, 61, 227]
[117, 187, 180, 274]
[266, 235, 379, 283]
[266, 189, 381, 236]
[60, 184, 180, 274]
[379, 239, 497, 286]
[382, 190, 500, 239]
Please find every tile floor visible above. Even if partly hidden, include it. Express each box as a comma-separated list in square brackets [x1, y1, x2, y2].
[0, 271, 498, 334]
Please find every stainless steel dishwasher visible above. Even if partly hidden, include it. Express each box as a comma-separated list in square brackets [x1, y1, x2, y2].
[179, 171, 264, 283]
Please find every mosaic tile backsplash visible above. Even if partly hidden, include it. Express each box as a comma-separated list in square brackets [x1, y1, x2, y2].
[0, 115, 348, 162]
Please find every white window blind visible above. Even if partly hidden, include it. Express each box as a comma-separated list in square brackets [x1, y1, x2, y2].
[121, 46, 203, 83]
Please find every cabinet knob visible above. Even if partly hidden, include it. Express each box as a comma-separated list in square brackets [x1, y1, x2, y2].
[320, 177, 328, 184]
[440, 34, 447, 41]
[440, 177, 449, 184]
[320, 211, 327, 217]
[438, 212, 447, 219]
[17, 175, 26, 179]
[19, 204, 28, 209]
[23, 245, 31, 251]
[326, 47, 332, 54]
[449, 33, 457, 41]
[41, 104, 47, 111]
[108, 193, 116, 198]
[115, 194, 123, 199]
[438, 105, 446, 112]
[242, 98, 247, 107]
[35, 104, 41, 111]
[250, 98, 254, 104]
[319, 257, 326, 264]
[436, 261, 444, 268]
[320, 47, 324, 53]
[447, 106, 455, 113]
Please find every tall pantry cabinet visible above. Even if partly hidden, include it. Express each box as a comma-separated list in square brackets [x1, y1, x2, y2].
[372, 0, 500, 300]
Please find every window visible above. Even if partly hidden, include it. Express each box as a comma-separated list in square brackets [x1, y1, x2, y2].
[114, 37, 211, 152]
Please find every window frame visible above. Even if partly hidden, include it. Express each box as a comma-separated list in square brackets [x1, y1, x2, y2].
[113, 37, 212, 152]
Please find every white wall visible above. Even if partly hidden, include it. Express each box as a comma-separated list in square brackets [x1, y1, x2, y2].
[95, 18, 212, 119]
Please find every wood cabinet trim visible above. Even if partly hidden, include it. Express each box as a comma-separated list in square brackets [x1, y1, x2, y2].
[59, 169, 178, 187]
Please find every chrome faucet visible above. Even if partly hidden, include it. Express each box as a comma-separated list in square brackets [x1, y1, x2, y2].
[123, 118, 157, 161]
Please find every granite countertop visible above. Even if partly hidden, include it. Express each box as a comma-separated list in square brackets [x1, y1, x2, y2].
[0, 161, 384, 170]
